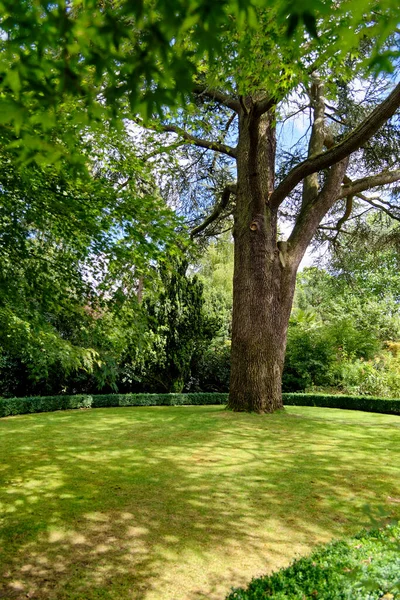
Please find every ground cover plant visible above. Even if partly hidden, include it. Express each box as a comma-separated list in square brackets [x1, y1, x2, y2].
[227, 522, 400, 599]
[1, 405, 400, 600]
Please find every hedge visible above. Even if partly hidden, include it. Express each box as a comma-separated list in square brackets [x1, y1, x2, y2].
[283, 392, 400, 415]
[0, 392, 229, 417]
[0, 391, 399, 418]
[226, 522, 400, 599]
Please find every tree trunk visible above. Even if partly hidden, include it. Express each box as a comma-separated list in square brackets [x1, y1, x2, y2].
[228, 106, 297, 413]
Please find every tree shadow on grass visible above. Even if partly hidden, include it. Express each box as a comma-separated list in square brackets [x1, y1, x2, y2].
[0, 406, 399, 600]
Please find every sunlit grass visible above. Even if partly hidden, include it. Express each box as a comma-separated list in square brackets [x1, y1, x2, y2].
[0, 405, 399, 600]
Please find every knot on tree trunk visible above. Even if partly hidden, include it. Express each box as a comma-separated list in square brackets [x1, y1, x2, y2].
[250, 214, 264, 231]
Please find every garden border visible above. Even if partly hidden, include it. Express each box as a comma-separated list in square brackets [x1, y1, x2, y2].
[0, 391, 399, 418]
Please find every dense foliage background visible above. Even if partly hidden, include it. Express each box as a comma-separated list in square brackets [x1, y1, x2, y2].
[2, 222, 399, 399]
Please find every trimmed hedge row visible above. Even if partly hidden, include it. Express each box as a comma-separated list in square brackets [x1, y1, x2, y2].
[283, 392, 400, 415]
[226, 522, 400, 599]
[0, 392, 229, 417]
[0, 391, 399, 418]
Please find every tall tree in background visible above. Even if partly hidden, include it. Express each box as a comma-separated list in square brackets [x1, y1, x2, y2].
[0, 121, 180, 394]
[134, 260, 220, 393]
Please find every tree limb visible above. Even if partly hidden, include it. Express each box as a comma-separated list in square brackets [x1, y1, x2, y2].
[239, 95, 249, 115]
[281, 104, 311, 124]
[356, 195, 400, 222]
[318, 225, 354, 235]
[193, 85, 241, 112]
[302, 76, 326, 207]
[287, 159, 349, 266]
[270, 81, 400, 209]
[154, 123, 237, 158]
[190, 184, 237, 238]
[117, 141, 186, 192]
[325, 112, 347, 126]
[335, 195, 354, 231]
[253, 95, 278, 118]
[338, 169, 400, 198]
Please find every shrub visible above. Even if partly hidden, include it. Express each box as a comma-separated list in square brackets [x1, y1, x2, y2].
[226, 522, 400, 600]
[0, 394, 94, 417]
[0, 392, 229, 417]
[0, 391, 399, 418]
[189, 340, 231, 392]
[335, 351, 400, 398]
[283, 308, 384, 393]
[283, 393, 400, 415]
[283, 326, 336, 391]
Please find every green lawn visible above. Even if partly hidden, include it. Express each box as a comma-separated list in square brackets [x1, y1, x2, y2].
[0, 405, 399, 600]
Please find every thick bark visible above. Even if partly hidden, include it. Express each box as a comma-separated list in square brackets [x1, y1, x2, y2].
[227, 93, 348, 413]
[228, 238, 297, 412]
[228, 107, 296, 413]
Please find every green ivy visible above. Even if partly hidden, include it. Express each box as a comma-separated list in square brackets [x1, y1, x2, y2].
[226, 522, 400, 599]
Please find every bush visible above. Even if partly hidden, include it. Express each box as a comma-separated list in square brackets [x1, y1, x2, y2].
[283, 393, 400, 415]
[189, 340, 231, 392]
[335, 351, 400, 398]
[91, 392, 228, 408]
[226, 522, 400, 600]
[0, 392, 229, 417]
[0, 394, 94, 417]
[283, 308, 384, 393]
[0, 391, 399, 418]
[283, 325, 336, 392]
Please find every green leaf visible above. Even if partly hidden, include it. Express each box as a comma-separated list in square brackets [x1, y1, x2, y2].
[5, 69, 21, 95]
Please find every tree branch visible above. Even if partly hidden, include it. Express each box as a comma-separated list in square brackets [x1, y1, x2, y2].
[302, 76, 326, 206]
[190, 184, 237, 238]
[325, 112, 347, 126]
[318, 225, 354, 235]
[193, 85, 241, 112]
[288, 159, 349, 266]
[239, 95, 249, 115]
[356, 195, 400, 222]
[253, 95, 278, 118]
[117, 141, 186, 192]
[338, 169, 400, 198]
[154, 123, 237, 158]
[270, 81, 400, 209]
[335, 195, 354, 231]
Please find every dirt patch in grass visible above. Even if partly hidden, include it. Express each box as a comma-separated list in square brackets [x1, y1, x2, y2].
[0, 405, 399, 600]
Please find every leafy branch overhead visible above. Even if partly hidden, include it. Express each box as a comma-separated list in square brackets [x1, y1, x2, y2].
[0, 0, 400, 165]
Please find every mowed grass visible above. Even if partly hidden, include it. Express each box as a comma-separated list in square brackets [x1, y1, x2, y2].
[0, 406, 399, 600]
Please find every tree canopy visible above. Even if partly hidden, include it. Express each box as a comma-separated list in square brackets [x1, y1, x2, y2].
[1, 0, 400, 165]
[0, 115, 183, 395]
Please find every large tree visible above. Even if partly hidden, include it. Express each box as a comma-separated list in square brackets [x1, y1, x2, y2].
[137, 14, 400, 412]
[2, 2, 400, 411]
[0, 118, 180, 394]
